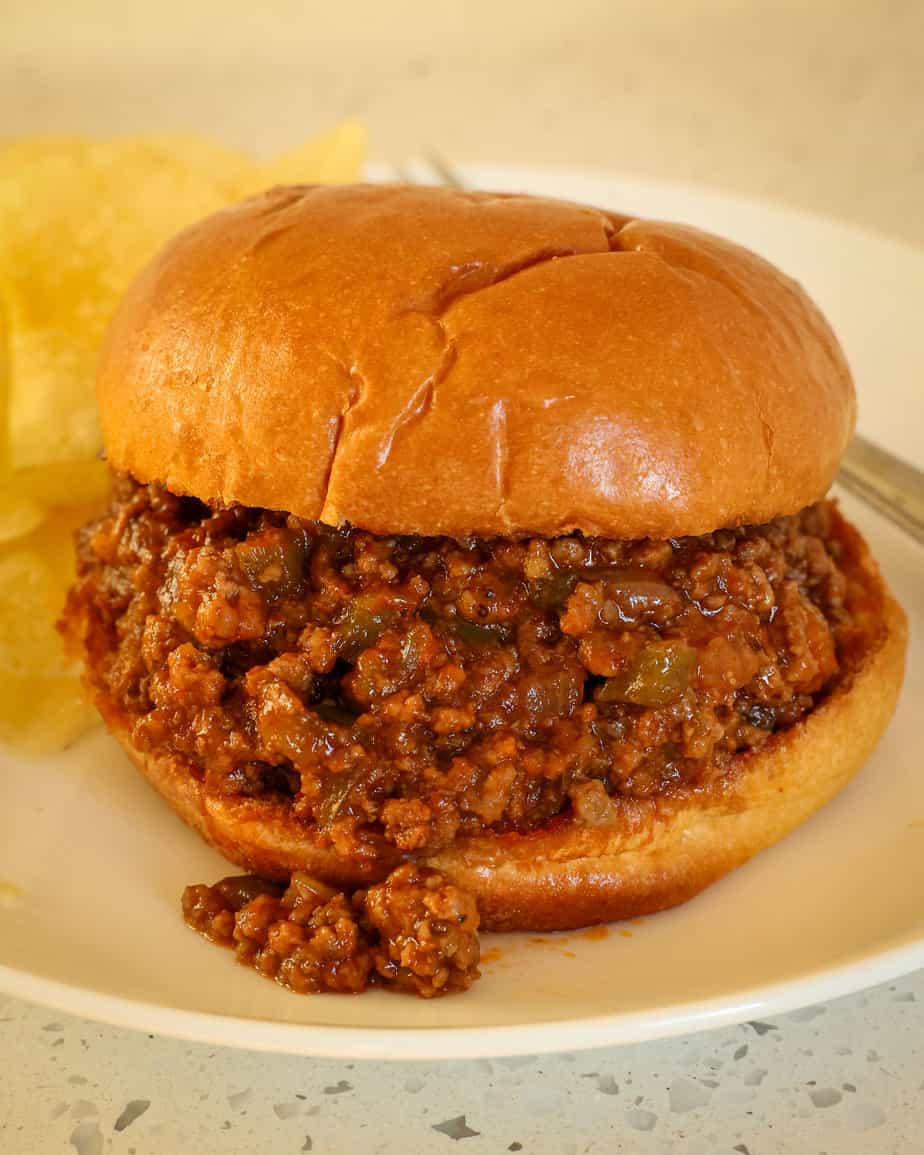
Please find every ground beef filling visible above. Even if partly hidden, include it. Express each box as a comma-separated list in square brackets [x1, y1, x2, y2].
[183, 864, 480, 997]
[66, 477, 853, 860]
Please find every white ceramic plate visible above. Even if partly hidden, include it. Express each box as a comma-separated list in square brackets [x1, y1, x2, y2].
[1, 166, 922, 1060]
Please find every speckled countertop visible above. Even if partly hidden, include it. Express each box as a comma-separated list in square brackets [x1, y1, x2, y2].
[4, 3, 924, 1151]
[4, 974, 923, 1154]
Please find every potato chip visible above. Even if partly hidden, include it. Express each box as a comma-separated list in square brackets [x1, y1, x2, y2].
[245, 119, 367, 192]
[0, 490, 45, 543]
[0, 550, 70, 676]
[13, 457, 110, 508]
[0, 505, 89, 676]
[0, 672, 98, 754]
[0, 135, 254, 472]
[0, 502, 101, 752]
[0, 280, 9, 475]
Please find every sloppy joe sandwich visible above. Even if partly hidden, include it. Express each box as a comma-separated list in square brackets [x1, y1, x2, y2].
[62, 185, 907, 995]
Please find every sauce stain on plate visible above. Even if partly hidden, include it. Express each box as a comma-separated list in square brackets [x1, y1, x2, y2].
[524, 925, 622, 957]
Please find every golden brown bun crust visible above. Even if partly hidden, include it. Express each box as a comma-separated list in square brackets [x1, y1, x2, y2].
[110, 508, 907, 931]
[97, 185, 855, 540]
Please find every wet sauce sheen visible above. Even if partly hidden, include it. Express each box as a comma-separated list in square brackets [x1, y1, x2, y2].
[65, 478, 855, 866]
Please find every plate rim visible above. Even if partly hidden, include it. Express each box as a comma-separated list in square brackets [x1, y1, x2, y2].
[4, 931, 924, 1060]
[452, 159, 924, 262]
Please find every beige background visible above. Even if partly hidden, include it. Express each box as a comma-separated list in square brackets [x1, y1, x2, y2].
[3, 0, 923, 246]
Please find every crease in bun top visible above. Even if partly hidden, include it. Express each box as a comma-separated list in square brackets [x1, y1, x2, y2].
[62, 184, 906, 996]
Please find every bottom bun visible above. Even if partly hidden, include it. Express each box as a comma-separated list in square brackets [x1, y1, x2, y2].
[113, 510, 907, 932]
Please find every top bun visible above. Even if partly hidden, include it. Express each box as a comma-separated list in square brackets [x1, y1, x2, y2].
[97, 184, 855, 539]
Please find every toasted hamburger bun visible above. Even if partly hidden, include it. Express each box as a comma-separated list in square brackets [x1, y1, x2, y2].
[98, 184, 855, 542]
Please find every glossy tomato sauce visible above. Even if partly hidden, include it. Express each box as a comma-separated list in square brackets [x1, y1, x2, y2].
[65, 477, 853, 864]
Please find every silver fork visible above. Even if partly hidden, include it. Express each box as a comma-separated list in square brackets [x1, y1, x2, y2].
[391, 154, 924, 548]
